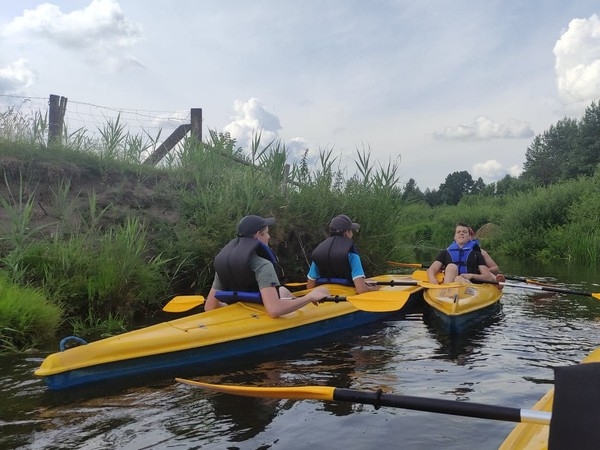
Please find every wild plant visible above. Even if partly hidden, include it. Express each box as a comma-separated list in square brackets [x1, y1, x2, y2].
[0, 271, 62, 351]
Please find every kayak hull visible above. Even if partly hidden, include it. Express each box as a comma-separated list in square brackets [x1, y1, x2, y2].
[423, 283, 503, 334]
[35, 278, 422, 390]
[498, 347, 600, 450]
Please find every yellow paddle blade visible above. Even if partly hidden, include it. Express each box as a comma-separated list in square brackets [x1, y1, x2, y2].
[411, 270, 443, 283]
[162, 295, 205, 312]
[345, 290, 412, 312]
[593, 293, 600, 300]
[176, 378, 335, 400]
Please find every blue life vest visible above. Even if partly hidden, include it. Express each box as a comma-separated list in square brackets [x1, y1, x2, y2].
[447, 240, 477, 275]
[311, 236, 358, 286]
[213, 237, 280, 304]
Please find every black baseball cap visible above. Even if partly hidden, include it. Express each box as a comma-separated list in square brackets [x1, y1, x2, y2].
[237, 215, 276, 237]
[329, 214, 360, 233]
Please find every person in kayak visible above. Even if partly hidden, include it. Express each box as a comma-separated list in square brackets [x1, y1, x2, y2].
[205, 215, 329, 318]
[426, 222, 497, 284]
[468, 226, 500, 275]
[306, 214, 379, 294]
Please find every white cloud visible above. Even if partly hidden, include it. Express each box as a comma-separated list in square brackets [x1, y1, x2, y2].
[0, 59, 36, 93]
[433, 115, 534, 141]
[1, 0, 143, 71]
[223, 98, 282, 150]
[286, 137, 311, 161]
[554, 14, 600, 105]
[472, 159, 522, 182]
[508, 164, 523, 177]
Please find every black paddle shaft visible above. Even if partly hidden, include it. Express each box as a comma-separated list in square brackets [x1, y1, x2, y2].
[333, 388, 523, 423]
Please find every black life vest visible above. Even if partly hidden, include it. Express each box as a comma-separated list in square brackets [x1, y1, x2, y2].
[311, 236, 357, 285]
[446, 240, 477, 275]
[213, 237, 281, 303]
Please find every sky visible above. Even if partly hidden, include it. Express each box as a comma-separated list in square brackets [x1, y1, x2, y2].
[1, 1, 600, 190]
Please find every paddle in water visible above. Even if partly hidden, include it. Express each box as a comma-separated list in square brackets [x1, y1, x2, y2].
[176, 378, 550, 425]
[177, 361, 600, 448]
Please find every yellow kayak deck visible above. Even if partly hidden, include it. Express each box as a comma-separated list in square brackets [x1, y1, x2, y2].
[423, 282, 502, 317]
[35, 276, 422, 389]
[499, 346, 600, 449]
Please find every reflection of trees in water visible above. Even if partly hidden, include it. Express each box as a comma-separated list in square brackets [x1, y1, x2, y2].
[197, 320, 407, 438]
[423, 306, 504, 365]
[515, 289, 599, 321]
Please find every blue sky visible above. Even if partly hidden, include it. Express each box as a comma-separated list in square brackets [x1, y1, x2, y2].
[1, 0, 600, 190]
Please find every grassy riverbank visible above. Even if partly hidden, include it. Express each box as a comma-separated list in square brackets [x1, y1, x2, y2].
[1, 107, 599, 351]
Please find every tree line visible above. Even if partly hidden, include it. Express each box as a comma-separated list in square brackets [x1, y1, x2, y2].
[402, 100, 600, 206]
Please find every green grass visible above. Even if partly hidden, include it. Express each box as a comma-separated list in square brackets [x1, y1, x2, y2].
[2, 104, 600, 351]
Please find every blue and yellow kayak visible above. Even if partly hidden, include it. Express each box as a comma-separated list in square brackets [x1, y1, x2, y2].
[421, 281, 503, 333]
[35, 275, 422, 390]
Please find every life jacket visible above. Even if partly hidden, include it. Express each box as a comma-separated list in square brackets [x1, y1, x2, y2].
[213, 237, 281, 304]
[311, 236, 358, 286]
[447, 239, 477, 275]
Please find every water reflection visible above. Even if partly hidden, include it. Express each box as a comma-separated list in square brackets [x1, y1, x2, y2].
[424, 306, 504, 366]
[5, 269, 600, 449]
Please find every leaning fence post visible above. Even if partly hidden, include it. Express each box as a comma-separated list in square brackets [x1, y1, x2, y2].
[48, 94, 68, 145]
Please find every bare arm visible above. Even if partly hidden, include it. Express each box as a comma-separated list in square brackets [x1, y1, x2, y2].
[481, 249, 499, 275]
[353, 276, 380, 294]
[204, 287, 226, 311]
[260, 285, 330, 318]
[427, 261, 444, 283]
[458, 264, 497, 283]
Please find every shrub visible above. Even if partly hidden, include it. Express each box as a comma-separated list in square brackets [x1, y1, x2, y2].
[0, 272, 62, 351]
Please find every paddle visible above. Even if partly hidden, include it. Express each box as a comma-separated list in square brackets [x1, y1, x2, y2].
[163, 291, 413, 314]
[321, 291, 412, 312]
[175, 378, 551, 425]
[486, 280, 600, 300]
[387, 261, 551, 285]
[162, 295, 205, 312]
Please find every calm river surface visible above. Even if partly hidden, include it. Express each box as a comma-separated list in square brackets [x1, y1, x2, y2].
[3, 260, 600, 449]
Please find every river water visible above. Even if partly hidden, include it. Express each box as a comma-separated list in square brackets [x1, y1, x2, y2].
[3, 260, 600, 449]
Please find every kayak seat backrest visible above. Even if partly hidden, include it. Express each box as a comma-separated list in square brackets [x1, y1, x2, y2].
[215, 291, 262, 305]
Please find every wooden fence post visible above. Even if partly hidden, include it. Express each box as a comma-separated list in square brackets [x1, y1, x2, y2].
[191, 108, 202, 142]
[48, 94, 68, 145]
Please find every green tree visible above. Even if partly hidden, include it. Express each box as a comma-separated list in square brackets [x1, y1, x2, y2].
[402, 178, 425, 202]
[424, 187, 443, 206]
[438, 171, 474, 205]
[522, 118, 578, 185]
[471, 177, 486, 194]
[571, 100, 600, 178]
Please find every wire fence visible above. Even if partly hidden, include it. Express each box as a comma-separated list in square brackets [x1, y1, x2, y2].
[0, 93, 191, 142]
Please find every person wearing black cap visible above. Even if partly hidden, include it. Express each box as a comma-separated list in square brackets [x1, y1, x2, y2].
[205, 215, 329, 318]
[306, 214, 379, 294]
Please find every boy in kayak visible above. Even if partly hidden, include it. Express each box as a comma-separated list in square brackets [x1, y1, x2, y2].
[306, 214, 379, 294]
[427, 222, 497, 284]
[205, 215, 329, 318]
[468, 226, 500, 275]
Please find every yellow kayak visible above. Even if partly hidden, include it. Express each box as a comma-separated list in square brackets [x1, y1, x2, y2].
[35, 275, 422, 390]
[421, 281, 503, 333]
[499, 346, 600, 449]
